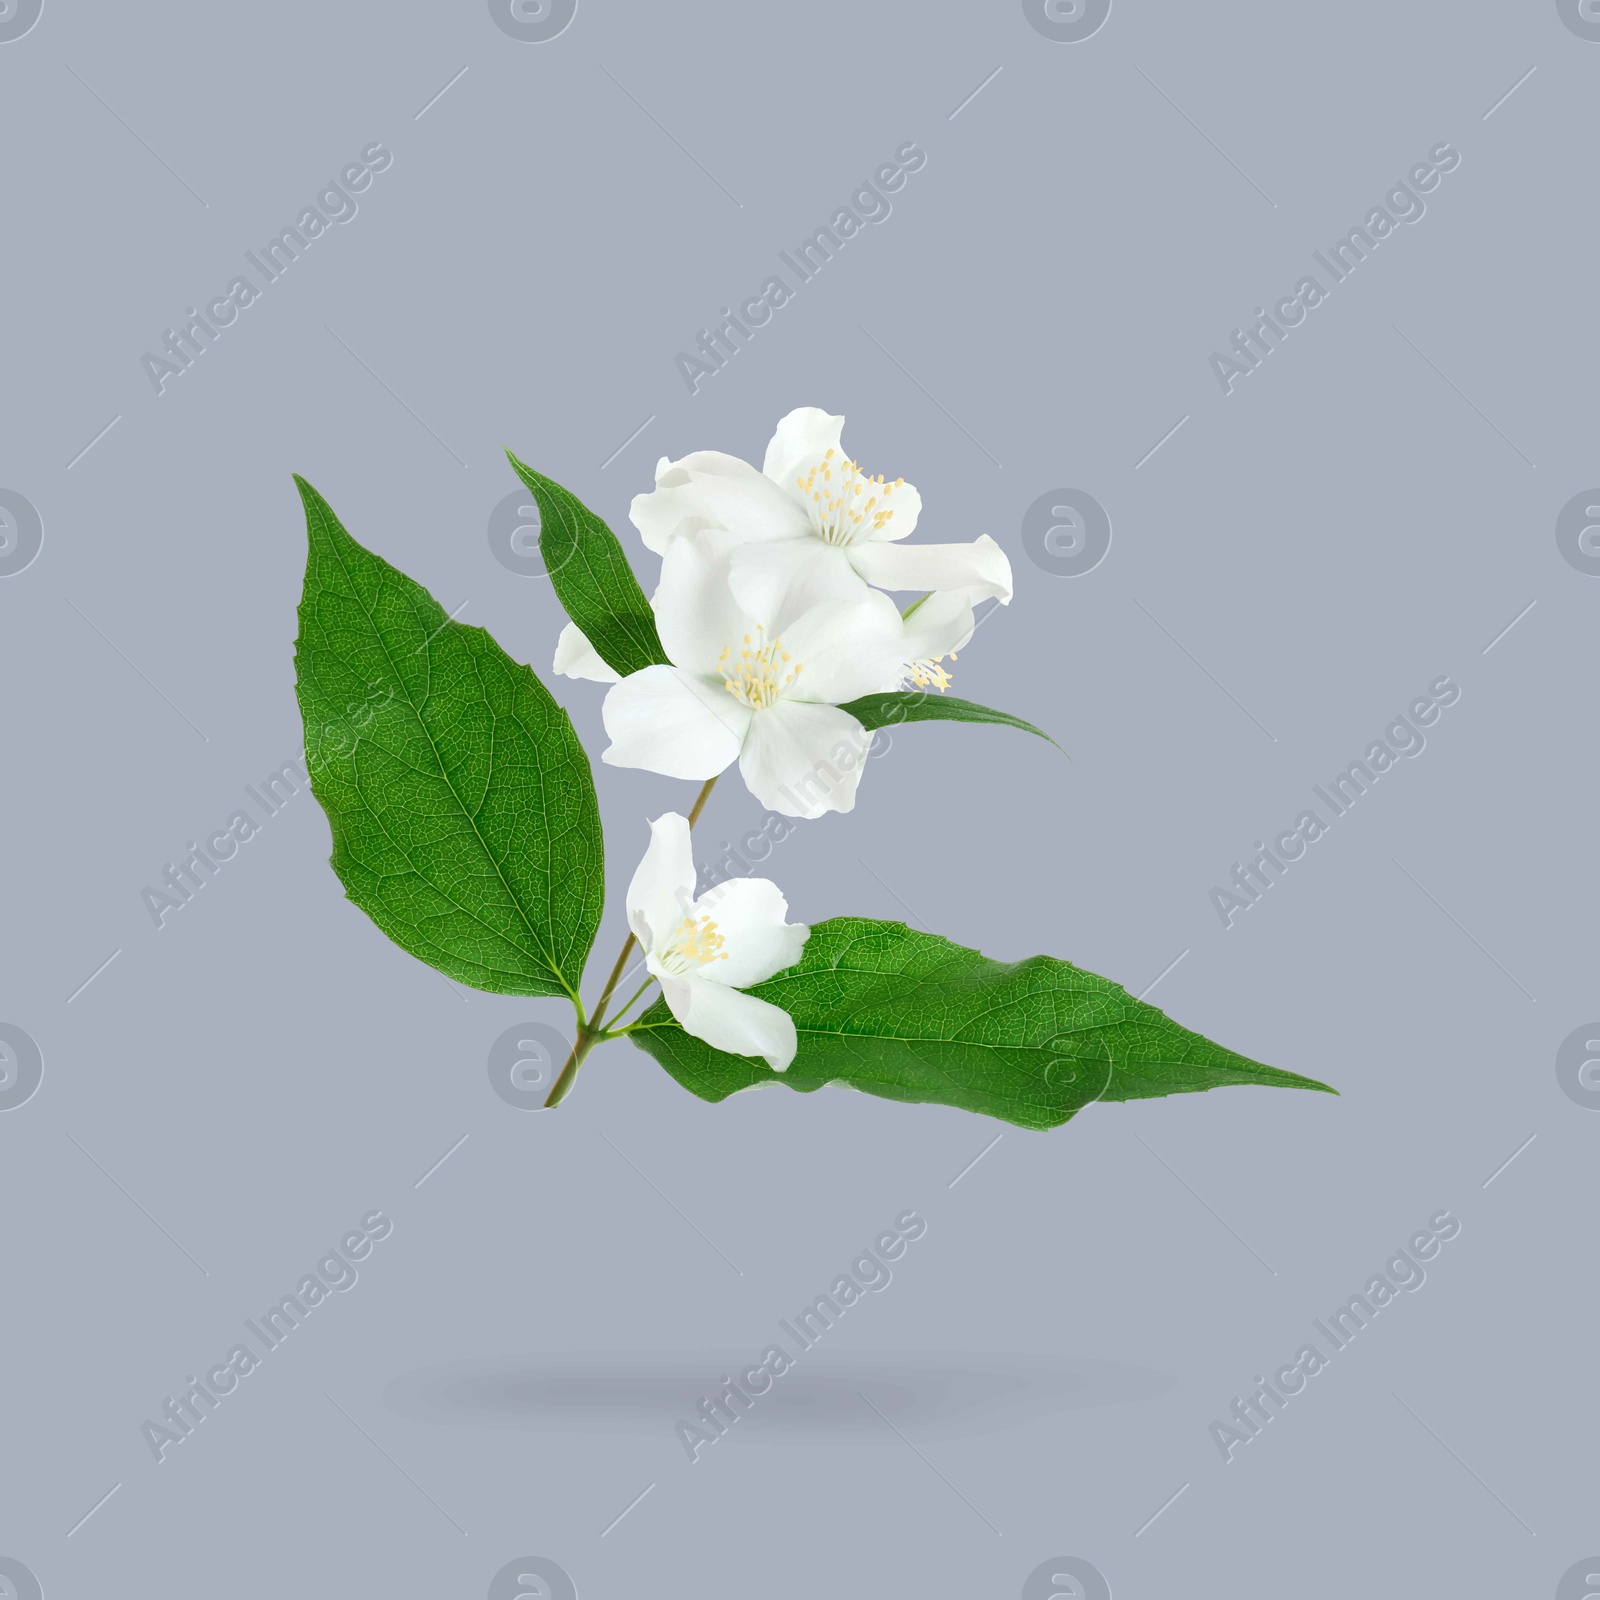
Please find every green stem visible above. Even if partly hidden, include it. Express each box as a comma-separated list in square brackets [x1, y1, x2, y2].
[543, 1030, 597, 1109]
[603, 977, 658, 1032]
[683, 772, 720, 829]
[585, 928, 639, 1038]
[543, 773, 720, 1109]
[601, 1018, 669, 1037]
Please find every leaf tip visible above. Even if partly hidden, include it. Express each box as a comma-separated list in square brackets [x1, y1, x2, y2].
[1279, 1069, 1338, 1096]
[504, 447, 542, 488]
[292, 473, 327, 516]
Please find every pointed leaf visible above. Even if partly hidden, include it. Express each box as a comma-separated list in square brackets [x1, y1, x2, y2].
[627, 917, 1332, 1129]
[841, 692, 1062, 752]
[293, 476, 603, 999]
[504, 451, 669, 678]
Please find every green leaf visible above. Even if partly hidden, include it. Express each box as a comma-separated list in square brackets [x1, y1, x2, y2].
[840, 692, 1063, 753]
[292, 475, 603, 1000]
[627, 917, 1333, 1129]
[504, 451, 669, 678]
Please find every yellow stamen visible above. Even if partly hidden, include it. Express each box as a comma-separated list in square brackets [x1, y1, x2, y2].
[720, 625, 803, 710]
[659, 913, 727, 975]
[794, 449, 908, 547]
[905, 658, 954, 693]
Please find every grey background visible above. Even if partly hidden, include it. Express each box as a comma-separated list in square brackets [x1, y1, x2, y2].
[2, 1, 1595, 1594]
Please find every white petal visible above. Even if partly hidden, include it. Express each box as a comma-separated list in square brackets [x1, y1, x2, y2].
[631, 450, 810, 555]
[761, 407, 846, 491]
[898, 589, 978, 664]
[727, 538, 869, 631]
[739, 700, 870, 818]
[651, 527, 756, 677]
[601, 665, 749, 780]
[552, 621, 621, 683]
[778, 593, 908, 705]
[625, 812, 696, 953]
[691, 876, 808, 987]
[849, 533, 1013, 602]
[972, 533, 1012, 598]
[852, 476, 923, 542]
[664, 973, 798, 1071]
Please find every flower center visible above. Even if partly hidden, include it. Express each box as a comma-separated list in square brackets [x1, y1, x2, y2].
[719, 628, 802, 710]
[794, 448, 905, 547]
[658, 913, 728, 975]
[904, 655, 955, 693]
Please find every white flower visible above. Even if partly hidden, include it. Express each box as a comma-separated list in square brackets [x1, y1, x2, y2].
[627, 811, 807, 1070]
[893, 588, 986, 694]
[600, 529, 917, 818]
[558, 586, 978, 700]
[629, 406, 1013, 626]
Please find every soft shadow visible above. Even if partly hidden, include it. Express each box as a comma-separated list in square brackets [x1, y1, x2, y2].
[383, 1351, 1175, 1444]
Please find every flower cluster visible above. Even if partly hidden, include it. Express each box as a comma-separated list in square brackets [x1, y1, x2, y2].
[556, 407, 1013, 1070]
[555, 407, 1012, 820]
